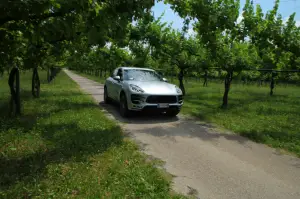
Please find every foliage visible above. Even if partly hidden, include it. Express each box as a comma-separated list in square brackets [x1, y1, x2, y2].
[240, 0, 300, 71]
[1, 0, 300, 89]
[0, 0, 156, 71]
[67, 0, 300, 90]
[164, 0, 299, 104]
[217, 41, 259, 73]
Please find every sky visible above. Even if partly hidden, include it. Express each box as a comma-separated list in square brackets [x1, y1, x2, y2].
[152, 0, 300, 33]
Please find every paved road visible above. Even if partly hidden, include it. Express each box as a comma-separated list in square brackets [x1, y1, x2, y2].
[65, 70, 300, 199]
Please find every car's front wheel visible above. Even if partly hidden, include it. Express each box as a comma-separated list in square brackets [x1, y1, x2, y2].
[166, 109, 180, 117]
[120, 93, 131, 117]
[104, 86, 111, 104]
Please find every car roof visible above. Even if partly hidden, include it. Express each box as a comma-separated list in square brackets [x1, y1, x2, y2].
[121, 67, 155, 71]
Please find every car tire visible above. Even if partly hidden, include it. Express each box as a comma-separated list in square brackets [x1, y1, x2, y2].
[104, 86, 111, 104]
[166, 109, 180, 117]
[120, 93, 131, 117]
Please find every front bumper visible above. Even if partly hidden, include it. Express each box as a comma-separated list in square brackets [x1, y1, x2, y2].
[127, 94, 183, 111]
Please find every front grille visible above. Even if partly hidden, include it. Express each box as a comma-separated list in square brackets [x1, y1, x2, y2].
[146, 95, 177, 104]
[131, 94, 144, 104]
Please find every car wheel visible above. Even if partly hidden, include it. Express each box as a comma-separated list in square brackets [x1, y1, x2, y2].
[120, 93, 130, 117]
[166, 109, 180, 117]
[104, 86, 111, 104]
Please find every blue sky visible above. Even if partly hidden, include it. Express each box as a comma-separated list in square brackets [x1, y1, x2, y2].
[152, 0, 300, 32]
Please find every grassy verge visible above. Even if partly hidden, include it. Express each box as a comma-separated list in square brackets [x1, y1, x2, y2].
[0, 71, 185, 198]
[70, 72, 300, 156]
[181, 81, 300, 156]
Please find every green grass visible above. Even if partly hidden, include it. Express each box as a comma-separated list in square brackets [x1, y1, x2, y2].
[180, 80, 300, 156]
[0, 71, 185, 199]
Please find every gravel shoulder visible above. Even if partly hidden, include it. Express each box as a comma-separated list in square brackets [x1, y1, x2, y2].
[65, 69, 300, 199]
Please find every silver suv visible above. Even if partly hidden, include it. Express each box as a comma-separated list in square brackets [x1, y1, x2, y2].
[104, 67, 183, 117]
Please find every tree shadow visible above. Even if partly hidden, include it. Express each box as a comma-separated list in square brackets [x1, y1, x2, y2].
[134, 120, 250, 146]
[0, 85, 123, 191]
[99, 101, 180, 125]
[0, 121, 122, 190]
[0, 91, 100, 134]
[183, 90, 300, 120]
[0, 90, 44, 133]
[239, 129, 300, 154]
[131, 118, 300, 166]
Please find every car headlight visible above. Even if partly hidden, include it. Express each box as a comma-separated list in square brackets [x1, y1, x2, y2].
[175, 86, 182, 94]
[129, 84, 144, 93]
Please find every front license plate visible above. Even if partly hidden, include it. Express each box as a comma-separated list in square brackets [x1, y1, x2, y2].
[158, 103, 169, 108]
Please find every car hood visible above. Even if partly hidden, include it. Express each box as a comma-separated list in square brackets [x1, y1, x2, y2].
[126, 81, 179, 95]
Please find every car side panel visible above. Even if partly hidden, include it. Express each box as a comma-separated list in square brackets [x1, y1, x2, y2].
[108, 68, 120, 101]
[110, 79, 119, 101]
[115, 80, 124, 102]
[105, 78, 114, 99]
[113, 68, 125, 102]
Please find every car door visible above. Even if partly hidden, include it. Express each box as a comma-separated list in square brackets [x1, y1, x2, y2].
[106, 68, 118, 100]
[109, 68, 123, 101]
[111, 68, 124, 101]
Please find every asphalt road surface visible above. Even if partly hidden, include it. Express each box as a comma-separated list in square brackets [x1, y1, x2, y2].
[65, 69, 300, 199]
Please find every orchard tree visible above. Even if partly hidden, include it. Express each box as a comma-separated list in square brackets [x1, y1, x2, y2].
[129, 12, 208, 95]
[158, 30, 206, 95]
[217, 40, 259, 107]
[1, 0, 157, 115]
[167, 0, 255, 106]
[281, 14, 300, 72]
[128, 13, 169, 68]
[241, 0, 300, 94]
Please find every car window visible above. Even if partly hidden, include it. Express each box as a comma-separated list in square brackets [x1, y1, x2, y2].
[117, 68, 123, 79]
[123, 69, 162, 81]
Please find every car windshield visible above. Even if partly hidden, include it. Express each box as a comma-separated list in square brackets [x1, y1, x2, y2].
[123, 69, 162, 81]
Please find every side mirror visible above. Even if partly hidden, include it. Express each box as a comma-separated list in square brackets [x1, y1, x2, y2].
[113, 76, 121, 81]
[162, 78, 168, 82]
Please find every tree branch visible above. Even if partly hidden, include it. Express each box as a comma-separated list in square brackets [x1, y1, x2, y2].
[0, 9, 75, 26]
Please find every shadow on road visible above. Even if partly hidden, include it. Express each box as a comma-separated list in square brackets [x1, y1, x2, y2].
[135, 121, 252, 146]
[98, 101, 180, 124]
[98, 100, 249, 146]
[97, 100, 250, 146]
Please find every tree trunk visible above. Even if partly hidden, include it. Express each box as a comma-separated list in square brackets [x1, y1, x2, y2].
[8, 67, 21, 115]
[178, 69, 185, 96]
[222, 71, 233, 108]
[32, 67, 40, 98]
[47, 67, 51, 83]
[258, 79, 262, 87]
[49, 67, 55, 82]
[203, 70, 208, 87]
[100, 69, 103, 77]
[0, 68, 4, 78]
[270, 72, 275, 96]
